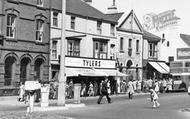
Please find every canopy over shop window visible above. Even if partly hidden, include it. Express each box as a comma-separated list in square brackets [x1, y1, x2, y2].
[148, 62, 169, 74]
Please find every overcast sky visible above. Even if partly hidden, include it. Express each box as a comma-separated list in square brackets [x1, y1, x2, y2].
[92, 0, 190, 35]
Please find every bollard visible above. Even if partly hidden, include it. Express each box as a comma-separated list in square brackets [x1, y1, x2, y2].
[27, 92, 35, 113]
[40, 84, 50, 107]
[74, 83, 81, 104]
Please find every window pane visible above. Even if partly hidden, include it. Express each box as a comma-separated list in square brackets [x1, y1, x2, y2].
[120, 37, 123, 50]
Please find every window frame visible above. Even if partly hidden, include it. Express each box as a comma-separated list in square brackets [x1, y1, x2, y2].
[97, 21, 102, 34]
[6, 14, 16, 38]
[36, 19, 44, 42]
[53, 12, 58, 27]
[37, 0, 43, 7]
[67, 39, 80, 57]
[71, 16, 75, 30]
[110, 24, 115, 36]
[136, 40, 139, 53]
[148, 43, 157, 58]
[93, 40, 108, 59]
[120, 37, 124, 51]
[52, 40, 58, 59]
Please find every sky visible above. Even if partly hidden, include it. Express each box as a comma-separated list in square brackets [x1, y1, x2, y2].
[91, 0, 190, 35]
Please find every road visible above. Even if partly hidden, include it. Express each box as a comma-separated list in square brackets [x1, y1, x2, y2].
[0, 93, 189, 119]
[57, 93, 190, 119]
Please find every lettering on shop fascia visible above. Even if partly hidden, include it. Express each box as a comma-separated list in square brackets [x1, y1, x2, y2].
[83, 59, 101, 67]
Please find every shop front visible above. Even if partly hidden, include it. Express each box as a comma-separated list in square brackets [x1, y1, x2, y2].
[64, 56, 126, 97]
[143, 60, 170, 80]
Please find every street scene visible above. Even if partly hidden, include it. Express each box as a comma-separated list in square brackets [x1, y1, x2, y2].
[0, 0, 190, 118]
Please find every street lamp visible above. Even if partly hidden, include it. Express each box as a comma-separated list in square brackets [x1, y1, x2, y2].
[57, 0, 66, 106]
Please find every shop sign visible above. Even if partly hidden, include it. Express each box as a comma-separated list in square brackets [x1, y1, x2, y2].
[177, 48, 190, 59]
[65, 57, 116, 69]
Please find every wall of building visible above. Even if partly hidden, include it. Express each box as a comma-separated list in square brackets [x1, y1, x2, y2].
[0, 0, 50, 92]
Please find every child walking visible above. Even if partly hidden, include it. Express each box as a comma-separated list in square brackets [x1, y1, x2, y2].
[149, 88, 160, 108]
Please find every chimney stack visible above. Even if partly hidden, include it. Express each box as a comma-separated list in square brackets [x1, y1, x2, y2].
[83, 0, 92, 5]
[107, 0, 118, 14]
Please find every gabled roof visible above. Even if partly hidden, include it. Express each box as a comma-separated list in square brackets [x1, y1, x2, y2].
[143, 31, 161, 42]
[180, 34, 190, 46]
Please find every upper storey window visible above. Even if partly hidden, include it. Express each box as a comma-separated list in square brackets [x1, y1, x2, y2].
[37, 0, 43, 7]
[6, 14, 16, 38]
[97, 21, 102, 34]
[36, 19, 44, 42]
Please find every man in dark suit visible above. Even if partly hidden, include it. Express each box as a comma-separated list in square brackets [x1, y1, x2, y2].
[97, 77, 111, 104]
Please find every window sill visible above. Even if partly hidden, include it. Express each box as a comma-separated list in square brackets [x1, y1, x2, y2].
[119, 50, 124, 53]
[136, 52, 140, 54]
[5, 37, 18, 42]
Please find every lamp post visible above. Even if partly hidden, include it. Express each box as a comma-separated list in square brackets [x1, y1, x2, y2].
[57, 0, 66, 106]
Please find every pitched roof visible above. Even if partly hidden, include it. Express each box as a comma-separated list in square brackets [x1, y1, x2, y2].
[180, 34, 190, 46]
[51, 0, 117, 23]
[106, 12, 124, 21]
[143, 31, 161, 42]
[67, 0, 117, 23]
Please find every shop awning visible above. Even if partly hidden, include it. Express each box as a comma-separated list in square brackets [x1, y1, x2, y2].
[66, 68, 107, 77]
[157, 62, 170, 72]
[148, 62, 169, 74]
[96, 69, 128, 77]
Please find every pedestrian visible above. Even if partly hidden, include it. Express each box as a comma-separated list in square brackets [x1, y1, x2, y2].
[188, 83, 190, 96]
[88, 82, 94, 96]
[107, 80, 111, 95]
[97, 77, 111, 104]
[127, 80, 134, 99]
[149, 88, 160, 108]
[154, 80, 159, 93]
[18, 82, 25, 102]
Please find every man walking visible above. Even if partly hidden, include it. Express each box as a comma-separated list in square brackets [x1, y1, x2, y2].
[97, 77, 111, 104]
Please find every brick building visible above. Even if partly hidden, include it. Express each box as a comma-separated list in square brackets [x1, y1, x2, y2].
[0, 0, 50, 95]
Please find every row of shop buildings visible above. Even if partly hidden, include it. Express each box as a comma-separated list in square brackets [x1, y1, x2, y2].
[0, 0, 170, 95]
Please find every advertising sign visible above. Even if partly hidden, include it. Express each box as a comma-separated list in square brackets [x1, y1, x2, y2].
[177, 48, 190, 59]
[143, 9, 180, 31]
